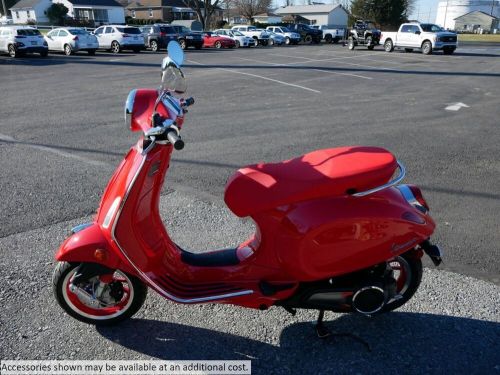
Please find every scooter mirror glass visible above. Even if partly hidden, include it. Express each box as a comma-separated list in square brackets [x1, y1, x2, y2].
[167, 40, 184, 67]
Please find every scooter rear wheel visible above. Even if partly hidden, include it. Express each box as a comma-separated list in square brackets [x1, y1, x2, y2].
[53, 262, 147, 325]
[382, 251, 423, 312]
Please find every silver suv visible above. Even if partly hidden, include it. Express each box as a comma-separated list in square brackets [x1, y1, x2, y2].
[0, 26, 48, 57]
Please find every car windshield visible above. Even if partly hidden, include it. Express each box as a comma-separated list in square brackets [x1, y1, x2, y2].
[232, 30, 244, 36]
[420, 24, 444, 32]
[68, 29, 88, 35]
[160, 26, 176, 33]
[17, 29, 41, 36]
[116, 27, 141, 34]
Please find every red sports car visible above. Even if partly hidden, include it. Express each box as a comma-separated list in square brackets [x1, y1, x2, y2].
[203, 32, 236, 49]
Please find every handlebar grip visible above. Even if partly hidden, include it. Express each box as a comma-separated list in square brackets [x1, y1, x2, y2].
[166, 130, 184, 150]
[183, 97, 195, 107]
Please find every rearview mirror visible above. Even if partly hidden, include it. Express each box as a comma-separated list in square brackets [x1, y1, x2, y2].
[166, 40, 184, 67]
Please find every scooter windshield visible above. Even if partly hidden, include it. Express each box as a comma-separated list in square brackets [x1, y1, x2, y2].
[161, 65, 187, 95]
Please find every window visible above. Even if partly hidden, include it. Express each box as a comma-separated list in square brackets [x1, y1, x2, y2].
[47, 30, 59, 37]
[15, 11, 19, 18]
[116, 27, 141, 34]
[149, 9, 153, 18]
[105, 26, 114, 33]
[94, 27, 103, 35]
[401, 25, 411, 33]
[27, 10, 30, 18]
[59, 30, 68, 36]
[132, 10, 136, 18]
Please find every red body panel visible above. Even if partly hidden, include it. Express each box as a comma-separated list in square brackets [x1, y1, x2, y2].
[56, 90, 436, 310]
[203, 33, 236, 48]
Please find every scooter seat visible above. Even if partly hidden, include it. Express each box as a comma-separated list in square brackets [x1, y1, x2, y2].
[224, 146, 397, 217]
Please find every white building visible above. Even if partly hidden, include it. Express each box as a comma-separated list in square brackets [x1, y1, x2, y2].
[52, 0, 125, 24]
[10, 0, 52, 24]
[274, 4, 348, 27]
[253, 12, 282, 24]
[435, 0, 500, 29]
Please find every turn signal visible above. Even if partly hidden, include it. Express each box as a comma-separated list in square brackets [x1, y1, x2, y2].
[408, 185, 429, 211]
[94, 248, 107, 262]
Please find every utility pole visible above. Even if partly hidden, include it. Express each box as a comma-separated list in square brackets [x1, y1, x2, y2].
[1, 0, 7, 18]
[443, 0, 450, 29]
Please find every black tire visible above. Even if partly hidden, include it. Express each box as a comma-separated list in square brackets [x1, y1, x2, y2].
[214, 40, 222, 49]
[443, 47, 455, 55]
[235, 40, 240, 48]
[40, 50, 48, 57]
[382, 251, 423, 313]
[325, 34, 332, 44]
[304, 34, 313, 44]
[269, 38, 274, 46]
[422, 40, 432, 55]
[111, 41, 121, 54]
[285, 37, 290, 45]
[87, 49, 96, 56]
[150, 40, 159, 52]
[333, 37, 339, 44]
[253, 36, 258, 46]
[384, 39, 394, 52]
[179, 39, 187, 50]
[348, 37, 355, 50]
[8, 44, 18, 58]
[366, 36, 373, 48]
[53, 261, 147, 326]
[367, 44, 374, 50]
[261, 40, 268, 46]
[64, 44, 72, 56]
[404, 48, 413, 53]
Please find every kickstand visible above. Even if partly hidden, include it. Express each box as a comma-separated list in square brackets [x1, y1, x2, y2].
[315, 310, 372, 352]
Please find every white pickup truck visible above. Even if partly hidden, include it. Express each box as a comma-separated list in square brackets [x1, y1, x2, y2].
[231, 25, 270, 46]
[380, 23, 458, 55]
[311, 25, 345, 44]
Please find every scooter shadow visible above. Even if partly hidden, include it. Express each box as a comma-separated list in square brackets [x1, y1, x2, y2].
[97, 312, 499, 374]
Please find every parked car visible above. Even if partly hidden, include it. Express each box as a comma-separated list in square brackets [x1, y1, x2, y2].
[348, 20, 380, 50]
[93, 25, 144, 54]
[263, 30, 285, 46]
[286, 24, 322, 43]
[266, 26, 301, 45]
[171, 25, 203, 50]
[213, 29, 255, 47]
[231, 25, 270, 46]
[312, 25, 345, 43]
[0, 26, 48, 57]
[45, 27, 98, 55]
[202, 31, 236, 49]
[0, 16, 13, 25]
[139, 24, 178, 52]
[380, 23, 458, 55]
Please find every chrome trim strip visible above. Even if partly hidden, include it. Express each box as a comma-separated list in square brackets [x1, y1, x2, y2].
[71, 222, 93, 234]
[110, 154, 254, 303]
[124, 89, 137, 130]
[352, 160, 406, 197]
[396, 184, 427, 213]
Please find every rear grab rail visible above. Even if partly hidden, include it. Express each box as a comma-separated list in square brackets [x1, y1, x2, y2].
[352, 160, 405, 197]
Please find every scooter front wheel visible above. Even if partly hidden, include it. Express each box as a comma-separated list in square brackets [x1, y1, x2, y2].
[53, 262, 147, 325]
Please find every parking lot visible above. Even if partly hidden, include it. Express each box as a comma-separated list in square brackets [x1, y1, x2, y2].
[1, 43, 500, 372]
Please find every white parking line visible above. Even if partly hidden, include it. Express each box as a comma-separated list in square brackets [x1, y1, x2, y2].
[187, 59, 321, 93]
[0, 133, 109, 167]
[235, 56, 372, 80]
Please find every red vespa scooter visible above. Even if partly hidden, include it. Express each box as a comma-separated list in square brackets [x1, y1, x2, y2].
[53, 42, 442, 337]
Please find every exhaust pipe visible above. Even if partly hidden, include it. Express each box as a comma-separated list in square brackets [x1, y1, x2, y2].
[352, 286, 386, 315]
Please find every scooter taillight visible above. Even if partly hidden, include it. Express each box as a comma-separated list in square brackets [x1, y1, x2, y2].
[408, 185, 430, 211]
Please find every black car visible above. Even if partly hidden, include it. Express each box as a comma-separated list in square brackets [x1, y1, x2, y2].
[286, 23, 322, 44]
[171, 25, 203, 50]
[140, 24, 178, 52]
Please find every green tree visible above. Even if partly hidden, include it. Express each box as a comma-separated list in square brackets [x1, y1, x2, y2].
[350, 0, 413, 29]
[46, 3, 68, 25]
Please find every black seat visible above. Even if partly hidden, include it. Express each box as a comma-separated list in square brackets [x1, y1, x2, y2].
[180, 248, 240, 267]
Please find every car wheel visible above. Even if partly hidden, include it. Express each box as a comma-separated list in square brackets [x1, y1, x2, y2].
[304, 34, 313, 44]
[64, 44, 73, 56]
[87, 49, 96, 56]
[285, 37, 290, 45]
[348, 37, 355, 50]
[325, 34, 332, 44]
[111, 41, 121, 54]
[179, 39, 187, 50]
[214, 41, 222, 49]
[8, 44, 18, 58]
[235, 40, 240, 48]
[404, 48, 413, 53]
[269, 38, 274, 46]
[253, 37, 258, 46]
[422, 40, 432, 55]
[366, 36, 374, 50]
[150, 40, 158, 52]
[384, 39, 394, 52]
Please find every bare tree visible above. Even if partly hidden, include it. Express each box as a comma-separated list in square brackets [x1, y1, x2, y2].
[182, 0, 221, 30]
[234, 0, 272, 23]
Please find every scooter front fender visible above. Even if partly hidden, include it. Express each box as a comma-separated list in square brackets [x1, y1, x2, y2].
[55, 223, 134, 274]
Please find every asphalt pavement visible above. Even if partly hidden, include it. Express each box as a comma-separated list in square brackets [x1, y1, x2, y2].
[1, 42, 500, 373]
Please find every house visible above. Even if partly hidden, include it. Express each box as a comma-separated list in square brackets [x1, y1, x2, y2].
[222, 8, 248, 25]
[53, 0, 125, 24]
[275, 4, 348, 27]
[9, 0, 52, 24]
[454, 10, 499, 33]
[253, 11, 281, 24]
[126, 0, 222, 24]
